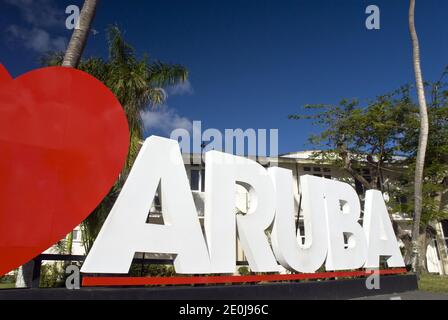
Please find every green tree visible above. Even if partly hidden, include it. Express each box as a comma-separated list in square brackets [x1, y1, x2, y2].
[397, 76, 448, 270]
[289, 88, 414, 193]
[289, 83, 448, 269]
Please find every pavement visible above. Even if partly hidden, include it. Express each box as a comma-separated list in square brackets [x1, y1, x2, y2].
[354, 290, 448, 300]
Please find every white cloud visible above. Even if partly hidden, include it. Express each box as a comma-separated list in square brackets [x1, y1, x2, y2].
[3, 0, 63, 28]
[141, 107, 193, 136]
[3, 0, 67, 53]
[167, 80, 194, 96]
[7, 25, 66, 53]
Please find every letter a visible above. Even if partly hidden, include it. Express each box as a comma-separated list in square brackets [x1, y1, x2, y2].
[81, 136, 210, 274]
[363, 190, 405, 268]
[365, 5, 380, 30]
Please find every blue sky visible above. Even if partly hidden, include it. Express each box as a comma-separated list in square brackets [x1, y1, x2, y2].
[1, 0, 448, 154]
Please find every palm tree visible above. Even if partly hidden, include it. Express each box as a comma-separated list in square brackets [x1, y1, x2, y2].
[62, 0, 99, 68]
[62, 26, 188, 252]
[409, 0, 430, 273]
[41, 25, 188, 265]
[61, 0, 99, 272]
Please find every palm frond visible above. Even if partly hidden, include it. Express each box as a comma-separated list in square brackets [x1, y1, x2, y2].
[107, 25, 135, 65]
[148, 62, 188, 88]
[79, 58, 109, 82]
[42, 26, 190, 253]
[148, 88, 167, 106]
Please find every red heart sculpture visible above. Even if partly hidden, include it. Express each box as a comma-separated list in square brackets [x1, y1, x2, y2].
[0, 64, 129, 276]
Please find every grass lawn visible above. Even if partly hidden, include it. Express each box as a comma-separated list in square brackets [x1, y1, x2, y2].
[419, 274, 448, 293]
[0, 283, 15, 289]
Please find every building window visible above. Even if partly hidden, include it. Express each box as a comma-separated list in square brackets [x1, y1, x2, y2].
[190, 170, 200, 191]
[442, 220, 448, 250]
[306, 167, 332, 174]
[201, 169, 205, 192]
[343, 233, 350, 249]
[354, 169, 372, 195]
[442, 220, 448, 237]
[365, 175, 372, 183]
[355, 180, 364, 195]
[190, 168, 205, 192]
[72, 230, 79, 241]
[433, 238, 441, 261]
[153, 192, 162, 212]
[298, 225, 305, 245]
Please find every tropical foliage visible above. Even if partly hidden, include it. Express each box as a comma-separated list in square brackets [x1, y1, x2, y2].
[43, 26, 189, 252]
[289, 76, 448, 269]
[289, 87, 415, 192]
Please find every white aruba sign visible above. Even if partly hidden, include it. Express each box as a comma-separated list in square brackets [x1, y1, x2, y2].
[81, 136, 405, 275]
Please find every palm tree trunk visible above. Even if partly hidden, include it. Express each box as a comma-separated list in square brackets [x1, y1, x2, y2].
[62, 0, 99, 68]
[15, 0, 99, 289]
[409, 0, 430, 274]
[62, 0, 98, 255]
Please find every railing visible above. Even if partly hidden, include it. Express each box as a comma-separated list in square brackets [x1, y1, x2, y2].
[30, 255, 249, 288]
[30, 254, 175, 288]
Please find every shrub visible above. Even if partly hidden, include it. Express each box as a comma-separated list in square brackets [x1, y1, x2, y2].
[39, 263, 65, 288]
[238, 266, 251, 276]
[129, 264, 175, 277]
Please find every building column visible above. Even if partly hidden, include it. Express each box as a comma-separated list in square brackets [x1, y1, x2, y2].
[434, 221, 448, 275]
